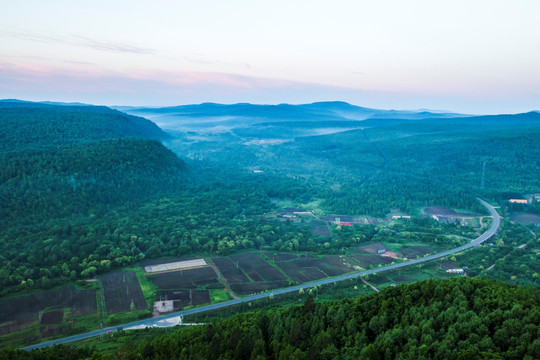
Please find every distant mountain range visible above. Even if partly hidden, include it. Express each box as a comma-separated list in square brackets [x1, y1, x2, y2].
[122, 101, 460, 119]
[113, 101, 470, 135]
[118, 101, 467, 120]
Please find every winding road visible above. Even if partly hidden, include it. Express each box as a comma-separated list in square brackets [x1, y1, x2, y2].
[23, 198, 500, 351]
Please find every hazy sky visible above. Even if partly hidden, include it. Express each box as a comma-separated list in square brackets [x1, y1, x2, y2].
[1, 0, 539, 113]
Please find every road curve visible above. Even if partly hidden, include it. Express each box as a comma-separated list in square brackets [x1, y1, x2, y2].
[23, 198, 500, 351]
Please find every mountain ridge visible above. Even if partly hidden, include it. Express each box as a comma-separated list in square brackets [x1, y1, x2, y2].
[120, 101, 467, 121]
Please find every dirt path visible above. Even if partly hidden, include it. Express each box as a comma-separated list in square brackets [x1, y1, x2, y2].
[484, 241, 528, 273]
[206, 259, 240, 300]
[362, 277, 380, 292]
[479, 216, 489, 228]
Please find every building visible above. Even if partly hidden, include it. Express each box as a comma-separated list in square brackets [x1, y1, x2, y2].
[446, 268, 464, 274]
[392, 215, 411, 219]
[432, 215, 451, 223]
[508, 199, 528, 204]
[293, 211, 314, 215]
[154, 300, 174, 313]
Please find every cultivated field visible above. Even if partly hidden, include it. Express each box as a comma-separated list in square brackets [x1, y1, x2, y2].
[510, 212, 540, 225]
[310, 220, 331, 236]
[230, 253, 286, 282]
[211, 252, 290, 295]
[147, 266, 222, 309]
[316, 256, 357, 276]
[40, 309, 63, 325]
[212, 257, 250, 283]
[400, 245, 435, 258]
[353, 255, 395, 268]
[276, 260, 327, 282]
[264, 252, 299, 261]
[148, 267, 221, 290]
[157, 289, 211, 308]
[101, 271, 147, 314]
[0, 285, 96, 336]
[351, 242, 389, 254]
[274, 254, 358, 282]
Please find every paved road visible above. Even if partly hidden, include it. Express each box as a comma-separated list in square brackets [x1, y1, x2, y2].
[23, 198, 500, 351]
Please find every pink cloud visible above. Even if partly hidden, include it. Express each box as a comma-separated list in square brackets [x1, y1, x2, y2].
[0, 62, 537, 114]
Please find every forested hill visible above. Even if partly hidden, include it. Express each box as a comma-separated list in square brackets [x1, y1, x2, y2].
[0, 102, 191, 295]
[0, 138, 187, 221]
[3, 278, 539, 359]
[0, 101, 186, 219]
[125, 278, 540, 360]
[0, 101, 169, 152]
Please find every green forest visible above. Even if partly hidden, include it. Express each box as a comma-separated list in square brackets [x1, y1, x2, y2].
[1, 278, 538, 359]
[2, 103, 540, 296]
[0, 104, 309, 296]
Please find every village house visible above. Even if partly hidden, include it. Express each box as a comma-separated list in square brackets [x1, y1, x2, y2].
[508, 199, 528, 204]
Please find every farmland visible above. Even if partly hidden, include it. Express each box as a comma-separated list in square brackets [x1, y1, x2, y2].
[40, 309, 63, 325]
[214, 253, 288, 295]
[353, 254, 395, 268]
[400, 245, 436, 258]
[101, 271, 147, 315]
[0, 213, 490, 348]
[229, 253, 286, 282]
[0, 285, 98, 347]
[0, 285, 96, 336]
[144, 264, 224, 310]
[211, 257, 249, 283]
[156, 290, 211, 308]
[148, 267, 221, 290]
[276, 260, 327, 282]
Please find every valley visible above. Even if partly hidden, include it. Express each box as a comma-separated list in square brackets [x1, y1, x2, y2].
[0, 100, 538, 356]
[21, 197, 501, 350]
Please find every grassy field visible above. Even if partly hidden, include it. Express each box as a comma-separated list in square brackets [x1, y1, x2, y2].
[106, 310, 151, 326]
[209, 289, 232, 303]
[133, 266, 159, 309]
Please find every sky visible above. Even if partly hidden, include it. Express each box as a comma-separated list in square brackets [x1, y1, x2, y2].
[1, 0, 539, 114]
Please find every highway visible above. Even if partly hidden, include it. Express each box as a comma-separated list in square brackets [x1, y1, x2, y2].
[23, 198, 500, 350]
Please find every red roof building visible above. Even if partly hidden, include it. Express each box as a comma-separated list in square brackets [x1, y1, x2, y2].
[339, 222, 352, 226]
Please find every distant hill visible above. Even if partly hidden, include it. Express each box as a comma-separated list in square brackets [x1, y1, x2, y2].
[0, 101, 169, 152]
[123, 101, 465, 120]
[119, 102, 467, 133]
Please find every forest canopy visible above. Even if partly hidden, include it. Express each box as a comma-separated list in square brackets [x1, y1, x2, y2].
[1, 278, 538, 359]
